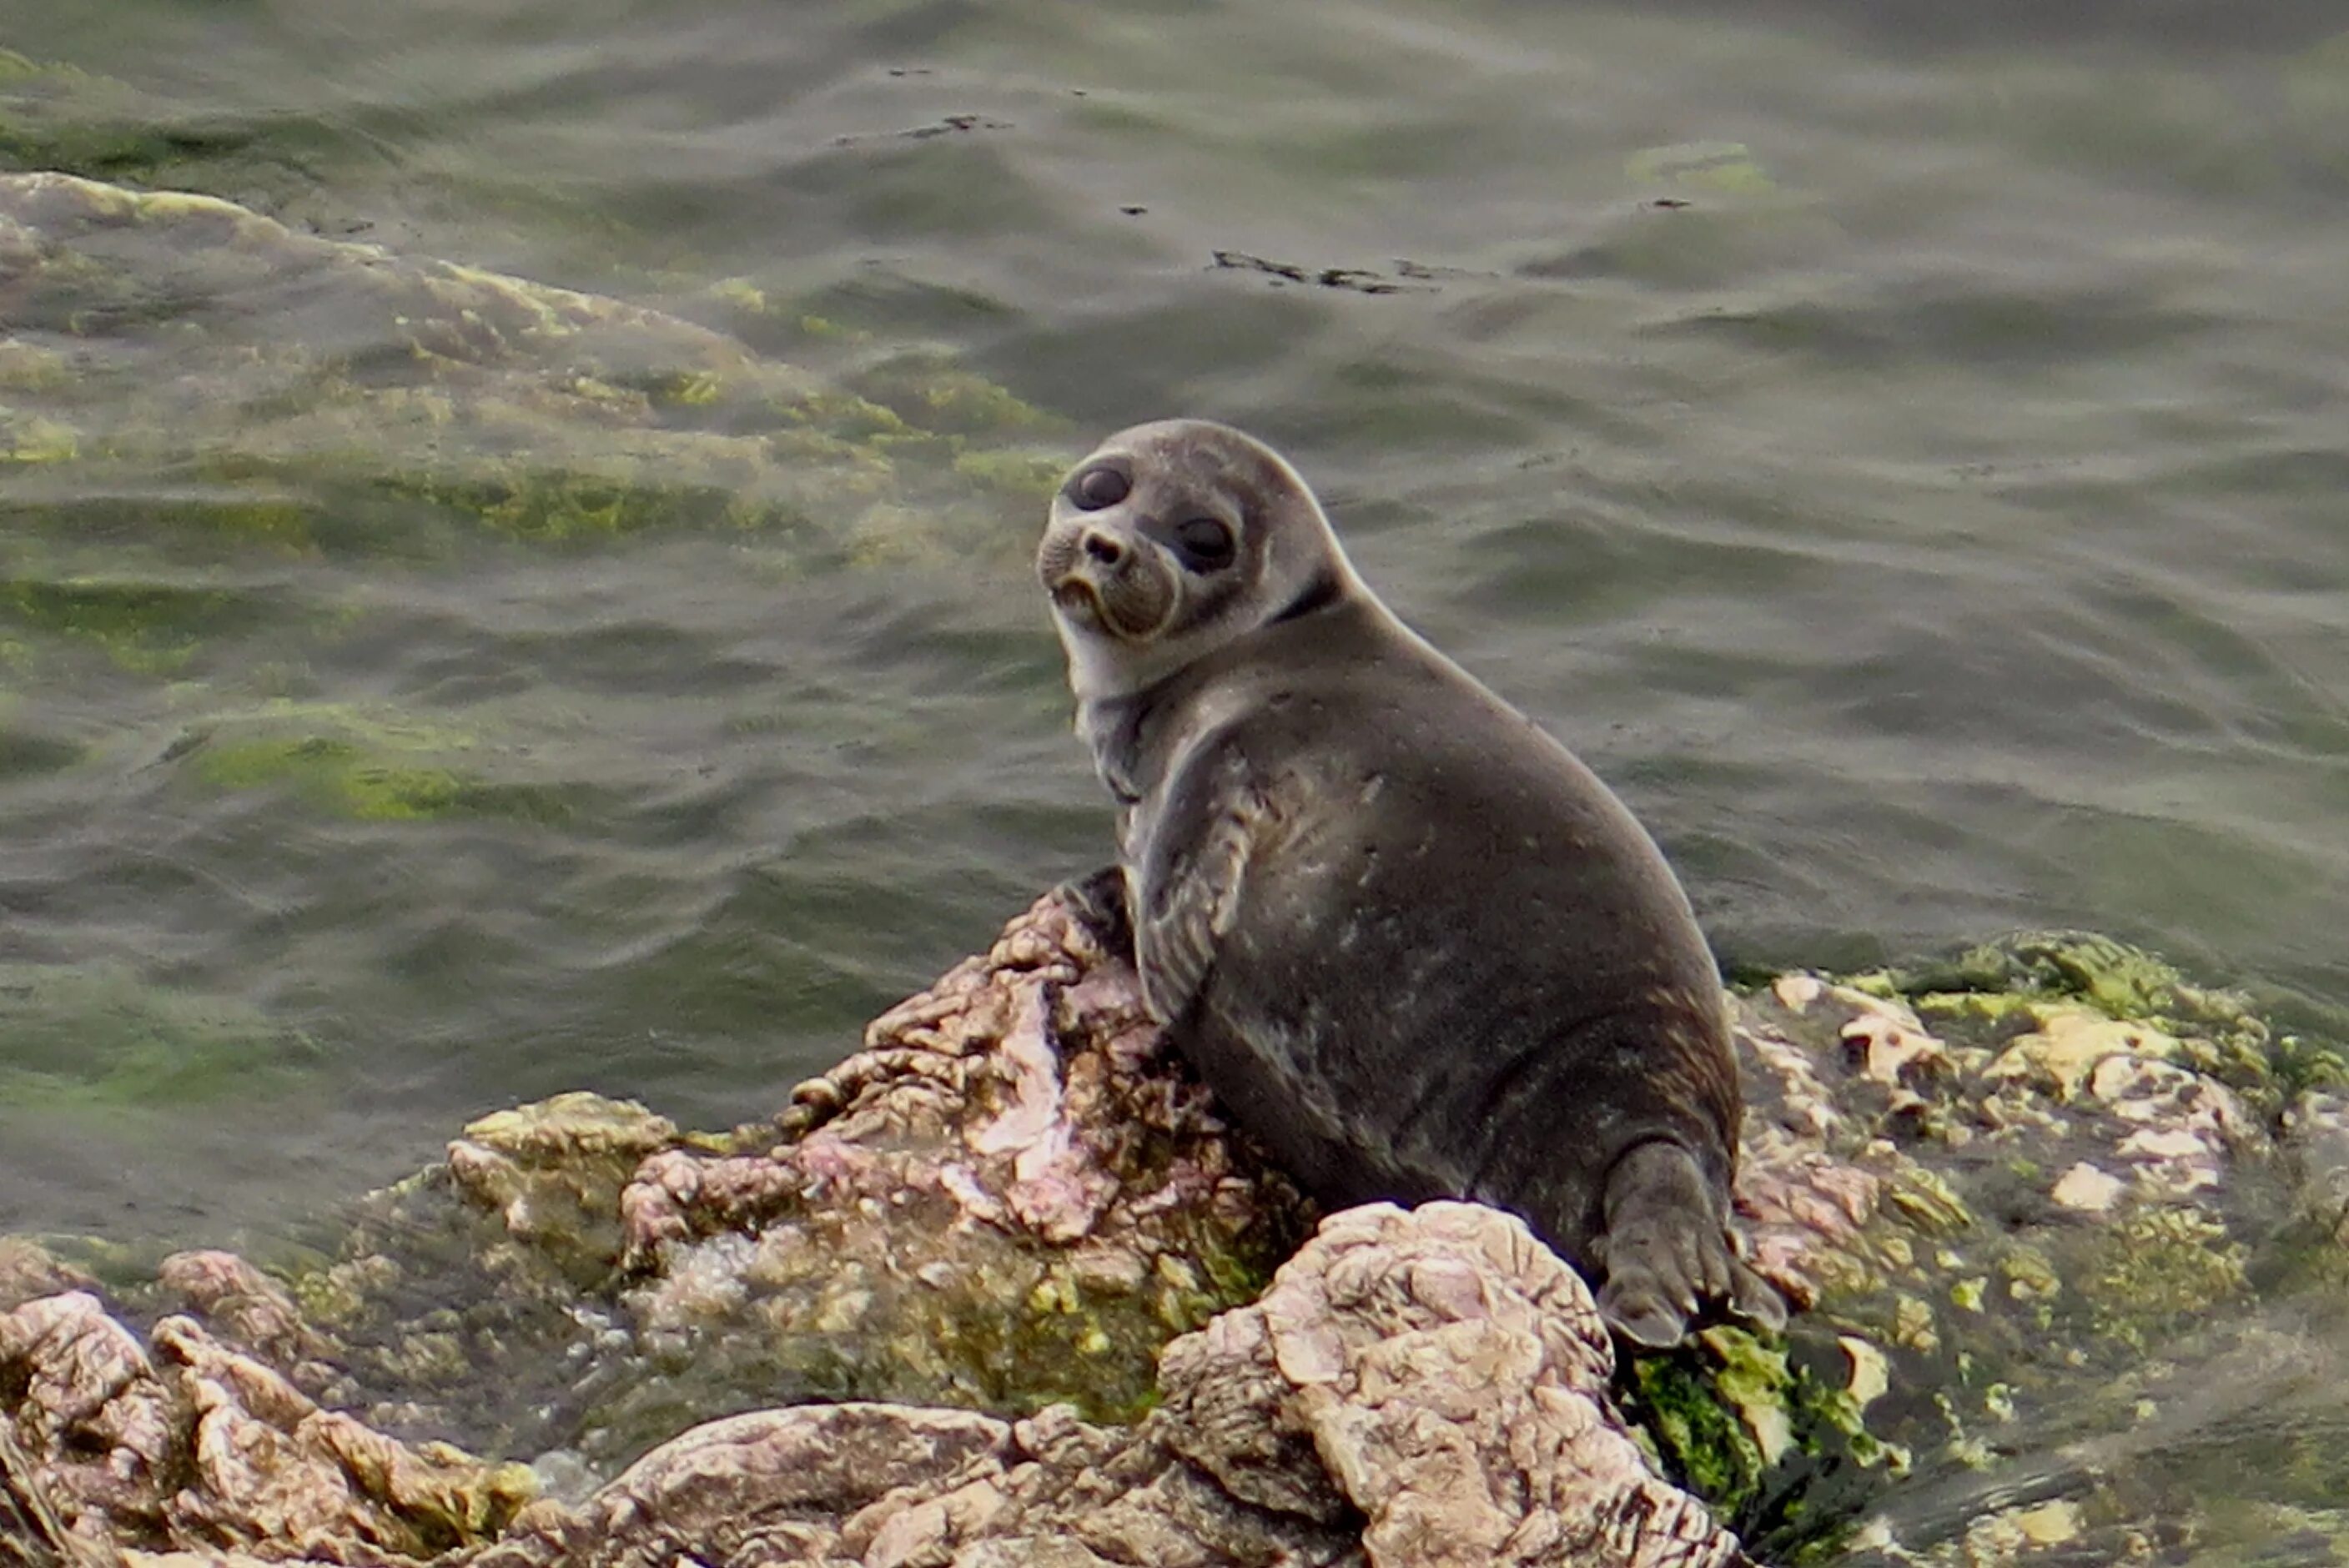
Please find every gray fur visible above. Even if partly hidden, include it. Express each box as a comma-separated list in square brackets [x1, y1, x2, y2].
[1039, 419, 1784, 1346]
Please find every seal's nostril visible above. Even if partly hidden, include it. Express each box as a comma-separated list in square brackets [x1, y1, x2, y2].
[1084, 531, 1124, 565]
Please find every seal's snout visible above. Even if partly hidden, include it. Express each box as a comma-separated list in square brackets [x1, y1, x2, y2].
[1036, 523, 1084, 591]
[1039, 515, 1177, 644]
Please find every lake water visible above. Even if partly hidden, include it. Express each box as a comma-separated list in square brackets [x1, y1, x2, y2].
[3, 0, 2347, 1552]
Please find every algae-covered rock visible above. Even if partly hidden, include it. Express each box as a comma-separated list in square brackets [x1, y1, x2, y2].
[606, 889, 1310, 1437]
[0, 168, 1076, 837]
[142, 892, 1305, 1480]
[0, 171, 1064, 572]
[7, 905, 2346, 1567]
[1696, 932, 2349, 1563]
[0, 960, 324, 1118]
[445, 1093, 681, 1284]
[473, 1204, 1748, 1568]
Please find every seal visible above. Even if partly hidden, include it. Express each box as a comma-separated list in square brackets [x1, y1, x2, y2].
[1038, 418, 1783, 1346]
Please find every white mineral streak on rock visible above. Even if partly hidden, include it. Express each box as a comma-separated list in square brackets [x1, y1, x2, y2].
[2050, 1162, 2126, 1214]
[971, 986, 1117, 1242]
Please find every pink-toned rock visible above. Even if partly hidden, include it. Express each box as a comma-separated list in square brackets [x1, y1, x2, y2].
[473, 1204, 1752, 1568]
[158, 1249, 340, 1395]
[606, 890, 1308, 1423]
[0, 1289, 531, 1562]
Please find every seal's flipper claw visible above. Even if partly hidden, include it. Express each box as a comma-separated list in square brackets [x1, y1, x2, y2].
[1732, 1258, 1789, 1334]
[1056, 863, 1134, 960]
[1598, 1269, 1693, 1349]
[1596, 1141, 1724, 1349]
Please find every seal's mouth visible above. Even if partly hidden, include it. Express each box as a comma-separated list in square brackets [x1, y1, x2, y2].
[1039, 523, 1175, 641]
[1049, 575, 1109, 630]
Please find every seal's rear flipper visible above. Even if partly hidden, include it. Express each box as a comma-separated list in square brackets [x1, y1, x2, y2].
[1595, 1140, 1735, 1349]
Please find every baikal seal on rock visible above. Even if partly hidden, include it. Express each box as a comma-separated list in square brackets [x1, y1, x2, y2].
[1037, 418, 1784, 1347]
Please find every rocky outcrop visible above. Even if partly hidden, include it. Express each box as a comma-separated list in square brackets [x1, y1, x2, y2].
[0, 1289, 533, 1564]
[6, 893, 2346, 1568]
[474, 1204, 1746, 1568]
[2, 1205, 1743, 1568]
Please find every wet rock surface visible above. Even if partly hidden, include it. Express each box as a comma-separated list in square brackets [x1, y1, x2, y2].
[5, 895, 2345, 1567]
[0, 1289, 534, 1564]
[474, 1203, 1747, 1568]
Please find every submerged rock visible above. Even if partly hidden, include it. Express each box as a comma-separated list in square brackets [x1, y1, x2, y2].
[3, 898, 2344, 1567]
[0, 171, 1061, 560]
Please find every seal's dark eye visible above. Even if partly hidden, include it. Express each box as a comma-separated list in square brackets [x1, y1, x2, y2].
[1070, 465, 1129, 511]
[1175, 516, 1235, 570]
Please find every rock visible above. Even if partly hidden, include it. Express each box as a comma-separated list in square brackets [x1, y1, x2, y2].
[0, 1238, 96, 1313]
[157, 1249, 340, 1397]
[0, 169, 1060, 560]
[601, 890, 1308, 1434]
[0, 167, 1069, 828]
[475, 1204, 1749, 1568]
[8, 904, 2347, 1568]
[446, 1093, 680, 1285]
[1707, 932, 2349, 1561]
[0, 1289, 533, 1561]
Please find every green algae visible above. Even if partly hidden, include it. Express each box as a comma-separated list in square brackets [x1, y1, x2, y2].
[0, 50, 163, 182]
[1626, 140, 1780, 196]
[2082, 1208, 2248, 1353]
[846, 354, 1056, 438]
[169, 700, 581, 825]
[1891, 929, 2346, 1117]
[385, 466, 778, 543]
[196, 736, 461, 820]
[0, 962, 321, 1114]
[0, 171, 1069, 567]
[1622, 1324, 1907, 1556]
[0, 414, 78, 464]
[952, 445, 1068, 497]
[1713, 928, 2349, 1560]
[0, 575, 255, 674]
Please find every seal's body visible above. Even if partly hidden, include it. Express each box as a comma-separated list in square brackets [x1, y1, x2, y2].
[1039, 420, 1781, 1345]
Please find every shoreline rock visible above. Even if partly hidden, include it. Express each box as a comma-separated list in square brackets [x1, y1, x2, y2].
[6, 892, 2346, 1566]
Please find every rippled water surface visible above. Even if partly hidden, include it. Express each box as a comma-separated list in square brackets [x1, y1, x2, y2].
[3, 0, 2349, 1550]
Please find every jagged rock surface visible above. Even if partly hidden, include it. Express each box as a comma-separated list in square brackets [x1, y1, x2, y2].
[0, 1289, 533, 1565]
[598, 890, 1310, 1430]
[472, 1203, 1749, 1568]
[7, 896, 2346, 1568]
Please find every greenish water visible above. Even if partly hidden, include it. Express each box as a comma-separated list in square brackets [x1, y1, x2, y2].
[4, 0, 2349, 1553]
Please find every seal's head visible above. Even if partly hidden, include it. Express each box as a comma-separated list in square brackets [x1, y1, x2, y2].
[1039, 420, 1361, 701]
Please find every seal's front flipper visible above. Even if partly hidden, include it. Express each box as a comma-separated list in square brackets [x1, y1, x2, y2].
[1594, 1140, 1732, 1349]
[1732, 1255, 1788, 1334]
[1056, 863, 1134, 961]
